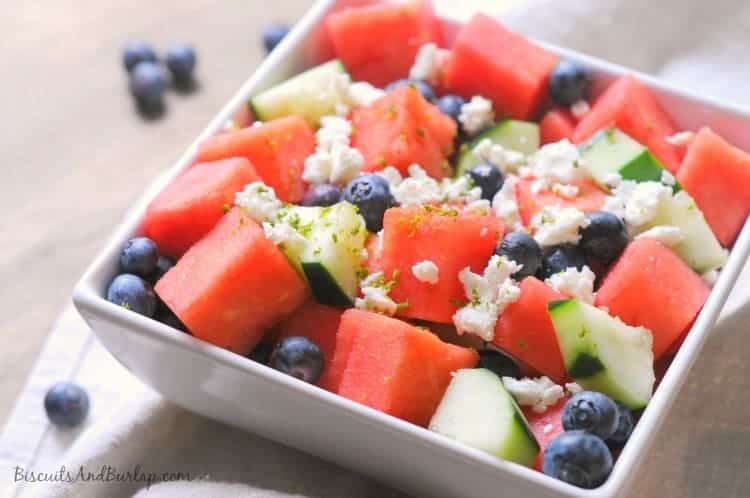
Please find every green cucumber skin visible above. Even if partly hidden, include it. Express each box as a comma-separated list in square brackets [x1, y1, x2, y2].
[301, 262, 353, 308]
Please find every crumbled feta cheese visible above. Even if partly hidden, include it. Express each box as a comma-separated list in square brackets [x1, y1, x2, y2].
[603, 172, 622, 189]
[502, 376, 565, 413]
[531, 206, 590, 247]
[459, 96, 494, 136]
[379, 164, 482, 206]
[551, 183, 579, 199]
[441, 175, 482, 203]
[329, 143, 365, 184]
[565, 382, 584, 395]
[262, 222, 307, 253]
[526, 139, 585, 189]
[545, 266, 596, 304]
[543, 424, 555, 435]
[409, 43, 439, 82]
[492, 176, 523, 231]
[661, 169, 676, 186]
[303, 116, 363, 185]
[347, 81, 386, 108]
[355, 272, 398, 316]
[702, 269, 719, 287]
[603, 180, 673, 230]
[235, 182, 283, 221]
[472, 139, 526, 174]
[635, 225, 684, 247]
[412, 260, 439, 284]
[570, 100, 590, 119]
[452, 255, 522, 341]
[666, 131, 695, 146]
[316, 116, 352, 150]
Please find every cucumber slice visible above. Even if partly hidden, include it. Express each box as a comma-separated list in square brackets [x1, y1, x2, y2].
[429, 368, 539, 467]
[277, 202, 367, 306]
[455, 120, 540, 176]
[250, 60, 349, 127]
[548, 299, 655, 409]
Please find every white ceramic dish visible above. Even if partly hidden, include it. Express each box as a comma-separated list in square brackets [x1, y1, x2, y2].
[73, 1, 750, 497]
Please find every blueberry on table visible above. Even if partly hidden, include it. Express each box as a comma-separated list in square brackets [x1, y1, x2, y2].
[343, 174, 394, 232]
[263, 23, 291, 54]
[495, 231, 542, 279]
[562, 391, 619, 440]
[302, 183, 342, 207]
[538, 244, 586, 280]
[122, 40, 157, 72]
[129, 61, 166, 108]
[44, 382, 90, 428]
[120, 237, 160, 276]
[548, 60, 593, 107]
[106, 274, 157, 317]
[467, 163, 504, 201]
[165, 43, 197, 83]
[542, 431, 613, 489]
[384, 79, 435, 102]
[606, 402, 634, 447]
[269, 336, 324, 384]
[579, 211, 628, 266]
[147, 255, 175, 284]
[477, 350, 521, 379]
[437, 94, 465, 122]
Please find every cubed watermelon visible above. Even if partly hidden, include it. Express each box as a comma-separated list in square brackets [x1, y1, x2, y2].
[380, 205, 503, 324]
[677, 127, 750, 246]
[523, 396, 568, 471]
[573, 75, 683, 173]
[196, 116, 314, 203]
[594, 238, 710, 360]
[364, 233, 383, 275]
[516, 177, 608, 226]
[334, 309, 479, 426]
[351, 86, 456, 179]
[277, 300, 344, 392]
[326, 0, 443, 87]
[492, 277, 567, 383]
[444, 14, 559, 120]
[155, 207, 308, 355]
[540, 108, 577, 145]
[143, 158, 260, 259]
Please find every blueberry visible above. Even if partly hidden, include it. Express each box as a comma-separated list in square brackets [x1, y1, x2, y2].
[477, 350, 521, 379]
[248, 341, 274, 364]
[562, 391, 619, 440]
[165, 43, 196, 83]
[606, 402, 634, 447]
[155, 300, 187, 332]
[147, 255, 175, 284]
[495, 231, 542, 279]
[548, 60, 594, 107]
[106, 274, 157, 317]
[343, 174, 395, 232]
[129, 61, 166, 107]
[44, 382, 90, 428]
[302, 183, 342, 207]
[467, 164, 504, 201]
[538, 244, 586, 280]
[579, 211, 628, 266]
[384, 79, 435, 101]
[120, 237, 160, 276]
[542, 431, 613, 488]
[437, 94, 465, 122]
[269, 336, 324, 383]
[123, 41, 157, 73]
[263, 23, 291, 53]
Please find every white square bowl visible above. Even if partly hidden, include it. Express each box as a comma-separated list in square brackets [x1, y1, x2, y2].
[73, 1, 750, 497]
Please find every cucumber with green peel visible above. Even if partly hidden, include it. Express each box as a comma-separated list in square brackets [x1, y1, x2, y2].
[428, 368, 539, 467]
[548, 299, 655, 410]
[455, 120, 540, 176]
[249, 59, 349, 127]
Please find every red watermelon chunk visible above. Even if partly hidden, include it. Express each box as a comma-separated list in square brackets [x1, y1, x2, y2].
[444, 14, 559, 120]
[573, 75, 683, 173]
[677, 127, 750, 246]
[493, 277, 568, 383]
[352, 86, 456, 179]
[540, 108, 577, 145]
[380, 205, 503, 324]
[516, 177, 607, 226]
[334, 309, 478, 426]
[155, 207, 308, 355]
[523, 396, 568, 471]
[277, 300, 345, 392]
[326, 0, 443, 87]
[594, 238, 710, 360]
[196, 116, 314, 203]
[143, 158, 260, 259]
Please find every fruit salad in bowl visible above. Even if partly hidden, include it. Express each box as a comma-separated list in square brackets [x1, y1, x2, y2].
[77, 1, 750, 496]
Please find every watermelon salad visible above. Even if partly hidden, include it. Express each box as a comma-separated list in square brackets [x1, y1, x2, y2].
[103, 1, 750, 490]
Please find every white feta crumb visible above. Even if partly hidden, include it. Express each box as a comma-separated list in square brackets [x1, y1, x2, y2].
[472, 138, 526, 174]
[379, 164, 483, 206]
[543, 424, 555, 435]
[316, 116, 352, 150]
[459, 96, 495, 136]
[661, 169, 676, 186]
[303, 116, 363, 185]
[531, 206, 590, 247]
[545, 266, 596, 304]
[355, 272, 398, 316]
[502, 376, 565, 413]
[235, 182, 283, 221]
[603, 172, 623, 189]
[329, 143, 365, 184]
[565, 382, 584, 395]
[262, 222, 307, 253]
[570, 100, 590, 119]
[635, 225, 684, 247]
[409, 43, 440, 82]
[412, 260, 439, 285]
[702, 269, 719, 287]
[551, 183, 580, 199]
[347, 81, 386, 108]
[526, 139, 585, 189]
[441, 175, 482, 204]
[603, 180, 673, 230]
[492, 176, 523, 231]
[666, 131, 696, 146]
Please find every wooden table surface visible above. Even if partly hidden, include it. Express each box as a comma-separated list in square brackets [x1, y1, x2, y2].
[2, 2, 749, 498]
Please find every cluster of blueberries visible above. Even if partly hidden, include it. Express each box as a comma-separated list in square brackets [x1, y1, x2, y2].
[123, 41, 197, 110]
